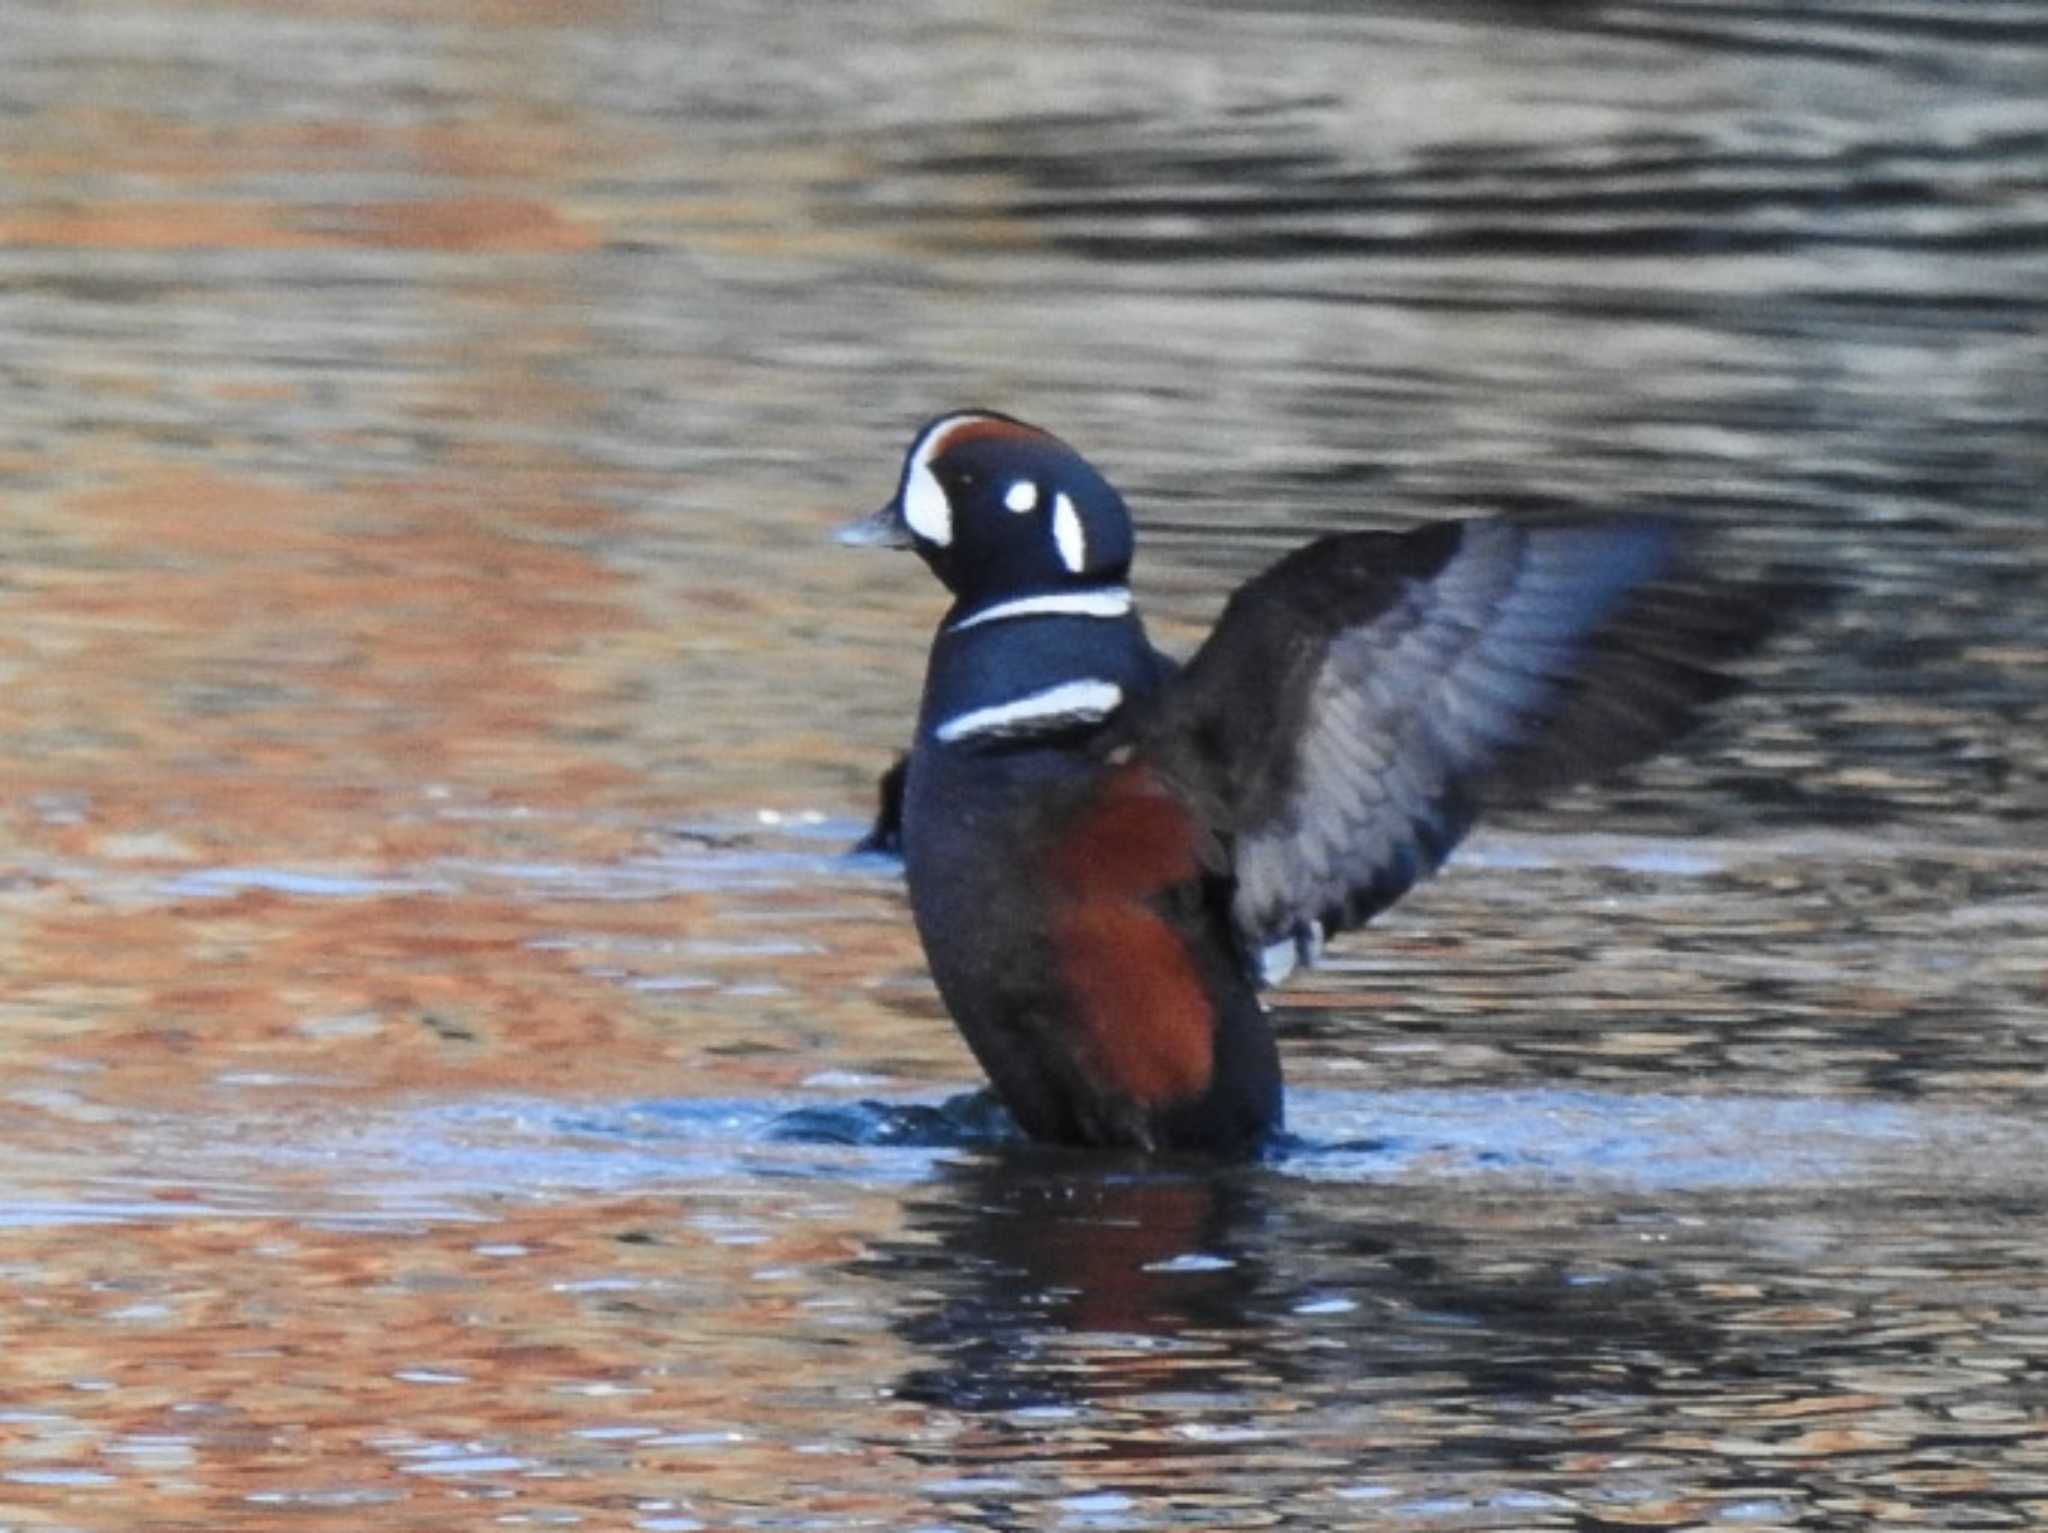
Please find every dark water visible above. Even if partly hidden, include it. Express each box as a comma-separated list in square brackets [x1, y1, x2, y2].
[1, 0, 2045, 1527]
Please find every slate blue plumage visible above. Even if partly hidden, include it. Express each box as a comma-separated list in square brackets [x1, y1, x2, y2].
[844, 411, 1785, 1155]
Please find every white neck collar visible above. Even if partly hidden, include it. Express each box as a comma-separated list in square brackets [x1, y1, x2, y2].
[949, 587, 1132, 633]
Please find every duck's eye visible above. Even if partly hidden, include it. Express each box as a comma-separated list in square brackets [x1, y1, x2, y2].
[1003, 480, 1040, 514]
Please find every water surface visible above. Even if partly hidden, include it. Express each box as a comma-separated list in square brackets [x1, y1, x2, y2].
[2, 0, 2045, 1526]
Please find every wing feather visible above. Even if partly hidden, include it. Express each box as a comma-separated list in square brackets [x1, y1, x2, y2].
[1122, 511, 1789, 979]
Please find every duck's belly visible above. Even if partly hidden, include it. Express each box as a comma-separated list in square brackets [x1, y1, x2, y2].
[900, 747, 1281, 1153]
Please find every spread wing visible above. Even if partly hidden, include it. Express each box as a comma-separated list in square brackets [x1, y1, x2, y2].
[1119, 512, 1787, 982]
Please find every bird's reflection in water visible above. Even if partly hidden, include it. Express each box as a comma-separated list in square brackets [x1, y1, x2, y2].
[868, 1150, 1269, 1414]
[858, 1146, 1722, 1443]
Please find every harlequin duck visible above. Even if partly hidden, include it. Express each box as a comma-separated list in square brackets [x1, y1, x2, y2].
[841, 410, 1783, 1156]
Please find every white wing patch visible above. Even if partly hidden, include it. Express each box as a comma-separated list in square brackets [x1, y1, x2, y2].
[1257, 920, 1324, 987]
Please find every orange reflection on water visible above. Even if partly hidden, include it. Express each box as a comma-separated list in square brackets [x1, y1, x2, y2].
[0, 1186, 916, 1532]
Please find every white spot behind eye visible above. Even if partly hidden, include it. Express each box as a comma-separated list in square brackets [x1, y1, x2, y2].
[1003, 480, 1039, 514]
[1053, 492, 1087, 573]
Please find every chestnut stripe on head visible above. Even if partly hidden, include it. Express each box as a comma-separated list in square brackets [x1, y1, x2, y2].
[900, 413, 1061, 549]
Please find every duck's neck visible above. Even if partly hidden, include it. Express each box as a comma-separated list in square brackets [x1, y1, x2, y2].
[918, 587, 1161, 750]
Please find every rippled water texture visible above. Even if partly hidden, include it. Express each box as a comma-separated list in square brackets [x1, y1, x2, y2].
[2, 0, 2045, 1527]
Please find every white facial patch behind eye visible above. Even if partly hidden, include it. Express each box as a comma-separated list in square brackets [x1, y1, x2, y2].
[1053, 492, 1087, 573]
[1003, 480, 1039, 514]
